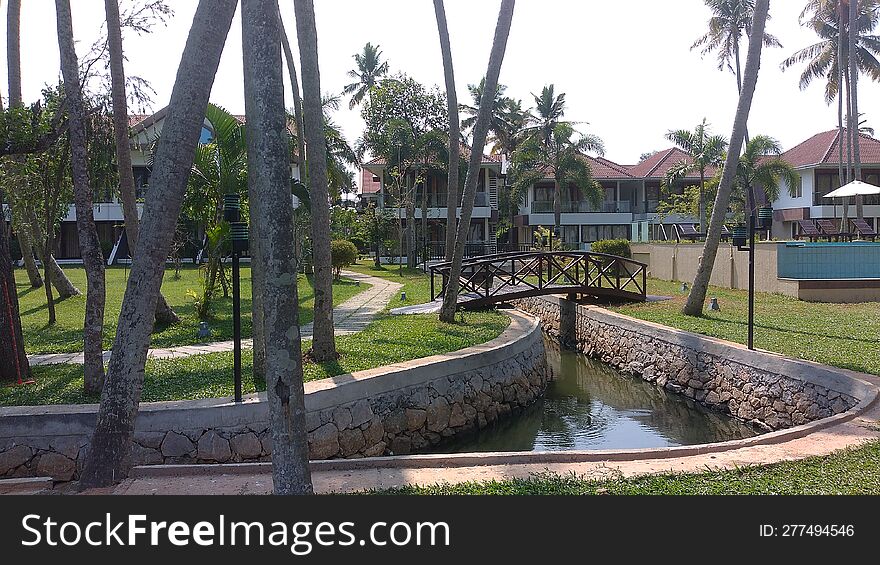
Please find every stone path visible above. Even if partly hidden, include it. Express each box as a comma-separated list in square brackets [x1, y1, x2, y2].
[27, 271, 402, 366]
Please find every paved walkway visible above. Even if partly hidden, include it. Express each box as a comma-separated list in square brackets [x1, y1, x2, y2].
[27, 271, 402, 366]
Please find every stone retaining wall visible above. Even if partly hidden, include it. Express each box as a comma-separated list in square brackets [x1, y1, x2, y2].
[513, 295, 872, 432]
[0, 311, 547, 481]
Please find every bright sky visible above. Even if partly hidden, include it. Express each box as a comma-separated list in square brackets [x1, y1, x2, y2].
[5, 0, 879, 180]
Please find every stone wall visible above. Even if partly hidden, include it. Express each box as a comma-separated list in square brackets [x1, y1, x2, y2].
[513, 295, 872, 432]
[0, 311, 547, 481]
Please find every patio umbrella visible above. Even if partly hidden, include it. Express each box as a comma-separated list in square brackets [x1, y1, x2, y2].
[822, 180, 880, 229]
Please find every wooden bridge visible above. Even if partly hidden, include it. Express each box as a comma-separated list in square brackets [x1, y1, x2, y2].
[429, 251, 648, 309]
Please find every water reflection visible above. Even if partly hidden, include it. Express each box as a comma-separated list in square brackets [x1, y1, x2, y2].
[438, 340, 759, 453]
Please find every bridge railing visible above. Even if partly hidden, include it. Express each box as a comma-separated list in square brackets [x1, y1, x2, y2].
[429, 251, 648, 305]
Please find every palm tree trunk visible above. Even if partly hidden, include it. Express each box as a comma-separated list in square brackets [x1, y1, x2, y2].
[6, 0, 42, 289]
[104, 0, 179, 327]
[78, 0, 238, 489]
[850, 0, 863, 220]
[294, 0, 336, 362]
[553, 177, 562, 233]
[434, 0, 460, 262]
[243, 0, 312, 495]
[56, 0, 107, 394]
[420, 175, 428, 262]
[439, 0, 515, 323]
[734, 39, 752, 150]
[699, 169, 707, 231]
[27, 208, 80, 299]
[683, 0, 770, 317]
[842, 66, 851, 229]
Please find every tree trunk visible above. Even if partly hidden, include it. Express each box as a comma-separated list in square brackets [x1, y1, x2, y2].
[243, 0, 313, 494]
[683, 0, 770, 317]
[294, 0, 336, 362]
[406, 189, 416, 268]
[439, 0, 515, 323]
[105, 0, 179, 327]
[420, 176, 428, 263]
[27, 208, 80, 299]
[434, 0, 460, 262]
[699, 169, 706, 231]
[6, 0, 42, 289]
[78, 0, 238, 489]
[57, 0, 107, 394]
[553, 178, 561, 233]
[850, 0, 863, 220]
[0, 190, 30, 383]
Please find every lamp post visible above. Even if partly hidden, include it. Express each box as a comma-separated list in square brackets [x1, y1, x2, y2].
[224, 194, 249, 403]
[732, 205, 773, 350]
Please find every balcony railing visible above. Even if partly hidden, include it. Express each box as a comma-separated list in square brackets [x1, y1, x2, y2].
[384, 191, 490, 208]
[530, 201, 632, 214]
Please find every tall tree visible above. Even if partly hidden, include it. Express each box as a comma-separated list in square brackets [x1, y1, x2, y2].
[242, 0, 312, 495]
[510, 123, 604, 235]
[733, 135, 799, 208]
[104, 0, 179, 326]
[524, 84, 568, 147]
[684, 0, 771, 317]
[294, 0, 336, 362]
[79, 0, 238, 489]
[692, 0, 781, 96]
[664, 119, 728, 231]
[433, 0, 461, 262]
[850, 0, 864, 218]
[342, 42, 389, 110]
[7, 0, 42, 288]
[56, 0, 107, 393]
[439, 0, 515, 323]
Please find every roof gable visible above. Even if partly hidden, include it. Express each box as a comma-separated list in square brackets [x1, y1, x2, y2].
[782, 128, 880, 168]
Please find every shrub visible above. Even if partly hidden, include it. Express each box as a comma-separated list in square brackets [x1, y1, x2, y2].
[591, 239, 632, 259]
[330, 239, 359, 279]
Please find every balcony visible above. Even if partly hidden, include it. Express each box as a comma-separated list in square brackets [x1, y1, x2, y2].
[384, 191, 489, 209]
[530, 201, 632, 214]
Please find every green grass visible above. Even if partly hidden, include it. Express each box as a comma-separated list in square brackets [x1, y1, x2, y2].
[0, 311, 509, 406]
[15, 266, 368, 355]
[611, 278, 880, 376]
[378, 440, 880, 495]
[345, 262, 435, 309]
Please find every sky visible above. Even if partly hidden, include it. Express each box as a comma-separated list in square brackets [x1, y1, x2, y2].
[4, 0, 879, 185]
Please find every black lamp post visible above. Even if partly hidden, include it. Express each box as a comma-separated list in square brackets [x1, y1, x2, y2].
[732, 205, 773, 350]
[224, 194, 249, 403]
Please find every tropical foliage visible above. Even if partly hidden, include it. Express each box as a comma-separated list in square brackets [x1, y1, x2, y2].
[342, 42, 390, 110]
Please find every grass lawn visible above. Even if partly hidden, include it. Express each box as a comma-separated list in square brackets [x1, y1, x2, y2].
[15, 265, 367, 355]
[378, 440, 880, 495]
[1, 310, 509, 406]
[345, 261, 436, 309]
[612, 278, 880, 376]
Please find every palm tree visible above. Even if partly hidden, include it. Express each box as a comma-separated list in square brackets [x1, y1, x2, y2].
[242, 0, 312, 496]
[664, 119, 728, 231]
[733, 135, 799, 212]
[7, 0, 43, 289]
[79, 0, 239, 489]
[460, 79, 511, 141]
[342, 42, 389, 110]
[510, 123, 604, 235]
[294, 0, 336, 362]
[433, 0, 461, 261]
[439, 0, 515, 323]
[56, 0, 107, 394]
[524, 84, 569, 146]
[684, 0, 771, 317]
[692, 0, 782, 96]
[324, 117, 360, 198]
[104, 0, 179, 326]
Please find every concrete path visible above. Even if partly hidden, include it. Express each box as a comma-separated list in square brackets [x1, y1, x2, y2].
[27, 271, 402, 366]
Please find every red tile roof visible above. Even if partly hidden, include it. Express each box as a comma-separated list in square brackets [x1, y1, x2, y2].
[361, 168, 382, 194]
[782, 128, 880, 168]
[627, 147, 714, 180]
[586, 155, 634, 179]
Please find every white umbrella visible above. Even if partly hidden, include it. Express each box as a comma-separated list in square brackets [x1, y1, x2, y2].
[823, 180, 880, 198]
[823, 180, 880, 234]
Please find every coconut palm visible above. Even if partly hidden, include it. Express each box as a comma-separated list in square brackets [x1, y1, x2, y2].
[684, 0, 770, 317]
[342, 42, 389, 110]
[733, 135, 799, 212]
[663, 119, 728, 231]
[523, 84, 569, 147]
[439, 0, 515, 323]
[692, 0, 782, 95]
[510, 122, 604, 235]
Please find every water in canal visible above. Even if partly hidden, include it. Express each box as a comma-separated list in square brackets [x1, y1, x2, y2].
[440, 341, 759, 453]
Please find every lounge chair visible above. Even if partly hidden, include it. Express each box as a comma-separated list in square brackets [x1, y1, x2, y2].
[795, 220, 821, 242]
[676, 223, 704, 242]
[816, 219, 850, 242]
[850, 218, 878, 241]
[720, 224, 732, 242]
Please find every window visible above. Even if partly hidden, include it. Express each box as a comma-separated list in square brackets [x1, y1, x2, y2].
[793, 174, 803, 198]
[563, 225, 579, 244]
[133, 166, 151, 200]
[199, 126, 214, 144]
[813, 171, 841, 206]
